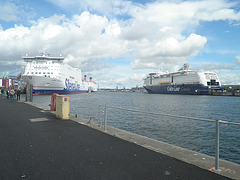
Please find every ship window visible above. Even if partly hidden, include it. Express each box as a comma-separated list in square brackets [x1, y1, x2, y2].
[35, 72, 38, 74]
[31, 72, 34, 74]
[211, 80, 216, 85]
[47, 72, 50, 74]
[39, 72, 41, 74]
[51, 72, 53, 74]
[43, 72, 46, 74]
[27, 72, 29, 74]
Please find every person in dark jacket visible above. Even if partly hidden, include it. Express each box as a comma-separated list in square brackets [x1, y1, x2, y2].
[6, 89, 9, 99]
[16, 89, 21, 100]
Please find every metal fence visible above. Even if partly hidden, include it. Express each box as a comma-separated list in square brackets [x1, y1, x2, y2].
[90, 105, 240, 172]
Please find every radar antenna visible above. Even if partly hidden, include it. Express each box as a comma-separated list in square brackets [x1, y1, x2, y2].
[39, 49, 50, 56]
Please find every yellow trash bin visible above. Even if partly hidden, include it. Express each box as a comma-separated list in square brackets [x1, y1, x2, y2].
[56, 96, 70, 119]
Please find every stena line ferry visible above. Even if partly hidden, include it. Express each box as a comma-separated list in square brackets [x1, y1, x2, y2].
[143, 64, 222, 95]
[21, 52, 97, 95]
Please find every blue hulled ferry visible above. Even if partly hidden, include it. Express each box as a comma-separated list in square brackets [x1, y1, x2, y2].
[143, 64, 222, 95]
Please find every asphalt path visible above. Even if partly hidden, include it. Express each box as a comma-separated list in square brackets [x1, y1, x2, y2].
[0, 96, 231, 180]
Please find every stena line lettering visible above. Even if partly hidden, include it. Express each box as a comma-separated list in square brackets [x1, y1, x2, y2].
[65, 78, 80, 90]
[167, 86, 180, 91]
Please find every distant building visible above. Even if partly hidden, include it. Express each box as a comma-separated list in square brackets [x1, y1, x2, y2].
[0, 72, 19, 89]
[2, 71, 9, 90]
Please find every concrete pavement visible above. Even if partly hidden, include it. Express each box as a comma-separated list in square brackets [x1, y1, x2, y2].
[0, 96, 234, 179]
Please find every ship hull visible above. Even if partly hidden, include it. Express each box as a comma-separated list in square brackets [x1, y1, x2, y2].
[22, 75, 90, 95]
[144, 84, 221, 95]
[21, 53, 97, 95]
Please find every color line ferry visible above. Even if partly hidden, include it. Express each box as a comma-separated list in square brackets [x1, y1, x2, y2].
[21, 52, 97, 95]
[143, 64, 222, 95]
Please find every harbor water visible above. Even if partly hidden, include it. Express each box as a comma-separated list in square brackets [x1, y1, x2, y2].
[28, 91, 240, 164]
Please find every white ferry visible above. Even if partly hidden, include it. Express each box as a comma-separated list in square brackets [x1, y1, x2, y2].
[21, 52, 97, 95]
[143, 64, 222, 95]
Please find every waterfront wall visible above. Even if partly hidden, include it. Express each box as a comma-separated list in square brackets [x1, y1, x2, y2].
[211, 91, 240, 96]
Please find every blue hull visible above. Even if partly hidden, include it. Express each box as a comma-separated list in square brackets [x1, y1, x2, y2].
[144, 84, 222, 95]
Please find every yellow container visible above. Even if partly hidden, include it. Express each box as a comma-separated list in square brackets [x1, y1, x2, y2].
[56, 96, 70, 119]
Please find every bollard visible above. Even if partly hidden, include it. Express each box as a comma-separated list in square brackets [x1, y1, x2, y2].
[56, 96, 70, 120]
[26, 83, 31, 101]
[50, 93, 59, 111]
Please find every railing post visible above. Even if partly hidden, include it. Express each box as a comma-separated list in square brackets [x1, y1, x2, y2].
[214, 119, 221, 172]
[30, 85, 33, 102]
[104, 106, 107, 132]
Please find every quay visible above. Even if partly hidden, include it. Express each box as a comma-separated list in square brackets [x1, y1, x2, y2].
[211, 91, 240, 96]
[0, 96, 239, 179]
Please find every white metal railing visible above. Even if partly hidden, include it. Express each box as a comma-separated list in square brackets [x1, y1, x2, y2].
[78, 105, 240, 172]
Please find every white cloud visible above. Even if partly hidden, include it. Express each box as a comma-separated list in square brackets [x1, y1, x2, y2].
[220, 73, 240, 85]
[0, 1, 35, 24]
[46, 0, 133, 17]
[121, 0, 240, 71]
[46, 0, 240, 23]
[235, 56, 240, 65]
[192, 62, 235, 72]
[131, 33, 207, 69]
[0, 12, 127, 71]
[93, 63, 147, 88]
[194, 0, 240, 21]
[0, 2, 19, 22]
[1, 0, 240, 87]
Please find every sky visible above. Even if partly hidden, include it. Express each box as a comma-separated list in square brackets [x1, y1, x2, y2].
[0, 0, 240, 88]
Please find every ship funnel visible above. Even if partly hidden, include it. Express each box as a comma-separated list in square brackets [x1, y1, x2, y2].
[89, 77, 92, 81]
[84, 75, 87, 81]
[178, 63, 190, 71]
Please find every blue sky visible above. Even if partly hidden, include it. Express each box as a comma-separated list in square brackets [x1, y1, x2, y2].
[0, 0, 240, 88]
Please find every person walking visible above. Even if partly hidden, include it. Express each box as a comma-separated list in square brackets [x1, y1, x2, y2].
[6, 89, 9, 99]
[1, 89, 3, 97]
[16, 89, 21, 100]
[10, 88, 15, 102]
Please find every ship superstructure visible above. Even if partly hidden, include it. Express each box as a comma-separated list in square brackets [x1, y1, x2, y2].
[143, 64, 222, 95]
[22, 52, 97, 95]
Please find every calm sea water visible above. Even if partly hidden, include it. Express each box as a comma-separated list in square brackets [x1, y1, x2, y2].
[28, 91, 240, 164]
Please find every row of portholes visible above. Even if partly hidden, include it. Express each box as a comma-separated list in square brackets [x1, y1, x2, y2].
[32, 61, 55, 64]
[26, 72, 53, 75]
